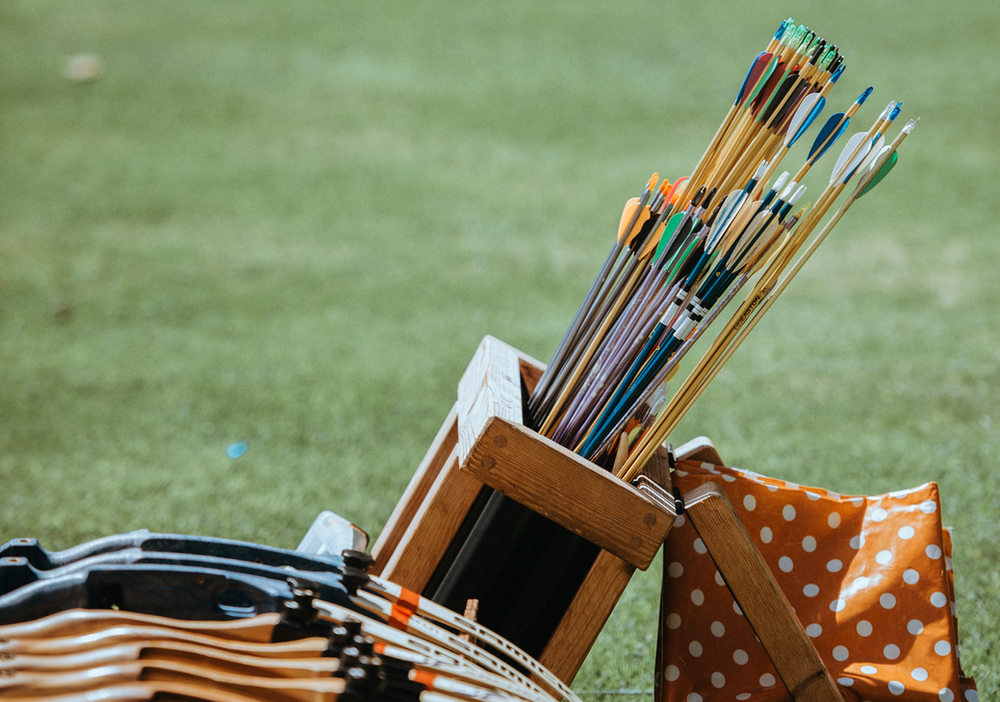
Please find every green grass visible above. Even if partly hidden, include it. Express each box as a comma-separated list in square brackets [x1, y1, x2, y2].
[1, 0, 997, 695]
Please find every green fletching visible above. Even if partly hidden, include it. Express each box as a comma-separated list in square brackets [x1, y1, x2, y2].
[858, 151, 898, 199]
[654, 213, 685, 264]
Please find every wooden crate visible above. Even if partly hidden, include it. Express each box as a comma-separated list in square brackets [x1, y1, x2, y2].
[371, 335, 710, 683]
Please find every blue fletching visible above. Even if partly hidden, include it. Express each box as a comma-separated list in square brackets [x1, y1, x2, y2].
[789, 95, 825, 147]
[808, 112, 848, 163]
[857, 85, 874, 105]
[890, 102, 902, 120]
[830, 64, 845, 83]
[736, 52, 767, 105]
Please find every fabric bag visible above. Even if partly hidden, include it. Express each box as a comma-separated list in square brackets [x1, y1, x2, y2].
[659, 460, 978, 702]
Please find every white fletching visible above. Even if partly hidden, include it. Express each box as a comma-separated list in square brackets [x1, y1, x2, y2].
[830, 131, 871, 185]
[770, 171, 790, 196]
[785, 93, 822, 147]
[779, 179, 798, 202]
[788, 184, 807, 206]
[857, 134, 886, 175]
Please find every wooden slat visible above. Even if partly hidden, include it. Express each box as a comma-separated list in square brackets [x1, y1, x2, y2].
[457, 336, 523, 464]
[371, 403, 459, 573]
[674, 435, 725, 466]
[377, 448, 483, 593]
[538, 550, 636, 684]
[461, 417, 673, 570]
[684, 483, 844, 702]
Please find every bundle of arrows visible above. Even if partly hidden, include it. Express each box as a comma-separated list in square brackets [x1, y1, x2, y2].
[526, 17, 918, 481]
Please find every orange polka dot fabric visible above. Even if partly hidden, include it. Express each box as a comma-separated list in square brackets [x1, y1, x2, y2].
[659, 460, 978, 702]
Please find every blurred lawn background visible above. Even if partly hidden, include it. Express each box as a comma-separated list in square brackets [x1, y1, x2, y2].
[1, 0, 997, 694]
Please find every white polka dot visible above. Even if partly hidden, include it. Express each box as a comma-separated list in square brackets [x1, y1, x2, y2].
[807, 491, 821, 501]
[853, 576, 871, 590]
[711, 621, 725, 638]
[850, 535, 865, 549]
[676, 470, 689, 477]
[935, 641, 952, 656]
[871, 507, 888, 522]
[779, 556, 794, 572]
[803, 584, 819, 598]
[736, 695, 751, 701]
[832, 645, 849, 661]
[783, 505, 796, 521]
[898, 525, 915, 540]
[946, 556, 954, 572]
[876, 549, 893, 565]
[760, 527, 773, 544]
[930, 592, 948, 608]
[693, 538, 707, 554]
[827, 559, 843, 573]
[926, 544, 943, 559]
[715, 570, 725, 586]
[920, 500, 938, 514]
[785, 482, 798, 490]
[889, 681, 905, 696]
[688, 641, 703, 657]
[744, 494, 756, 511]
[911, 668, 929, 682]
[759, 674, 776, 687]
[806, 623, 822, 638]
[733, 601, 743, 616]
[965, 690, 979, 702]
[828, 512, 842, 528]
[722, 474, 736, 482]
[903, 569, 920, 585]
[939, 690, 955, 702]
[766, 483, 779, 492]
[711, 672, 725, 689]
[885, 644, 901, 660]
[666, 613, 682, 629]
[802, 536, 817, 552]
[733, 649, 749, 665]
[881, 593, 897, 609]
[838, 678, 854, 687]
[664, 665, 680, 682]
[830, 599, 846, 612]
[861, 665, 878, 675]
[827, 491, 841, 499]
[687, 693, 702, 702]
[674, 514, 686, 527]
[691, 589, 705, 606]
[857, 620, 873, 637]
[908, 619, 924, 635]
[850, 496, 864, 507]
[668, 562, 684, 578]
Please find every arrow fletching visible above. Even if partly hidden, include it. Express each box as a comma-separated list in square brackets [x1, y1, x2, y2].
[736, 52, 768, 105]
[808, 112, 848, 163]
[785, 92, 824, 147]
[857, 148, 899, 199]
[830, 131, 871, 185]
[618, 198, 641, 242]
[746, 54, 779, 105]
[851, 134, 886, 180]
[654, 212, 686, 264]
